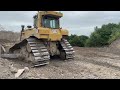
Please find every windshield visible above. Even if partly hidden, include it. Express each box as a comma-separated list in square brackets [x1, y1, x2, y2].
[42, 16, 59, 29]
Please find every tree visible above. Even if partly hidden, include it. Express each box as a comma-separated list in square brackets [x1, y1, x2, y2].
[68, 34, 89, 47]
[85, 23, 120, 47]
[108, 28, 120, 44]
[79, 35, 89, 47]
[68, 23, 120, 47]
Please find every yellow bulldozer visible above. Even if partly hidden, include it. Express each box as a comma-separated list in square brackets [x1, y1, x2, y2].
[9, 11, 75, 67]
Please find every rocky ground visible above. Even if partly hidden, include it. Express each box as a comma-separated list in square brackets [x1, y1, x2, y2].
[1, 43, 120, 79]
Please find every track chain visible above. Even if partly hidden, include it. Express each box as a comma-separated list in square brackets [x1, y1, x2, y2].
[60, 39, 75, 60]
[27, 37, 50, 66]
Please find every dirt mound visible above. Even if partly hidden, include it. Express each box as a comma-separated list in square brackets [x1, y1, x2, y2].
[110, 38, 120, 49]
[0, 39, 16, 53]
[104, 38, 120, 55]
[0, 57, 31, 79]
[0, 39, 11, 44]
[0, 58, 14, 79]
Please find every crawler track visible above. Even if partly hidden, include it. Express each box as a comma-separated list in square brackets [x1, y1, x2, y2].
[9, 37, 50, 67]
[60, 39, 75, 60]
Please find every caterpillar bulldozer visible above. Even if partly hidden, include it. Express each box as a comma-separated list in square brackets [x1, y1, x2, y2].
[9, 11, 75, 67]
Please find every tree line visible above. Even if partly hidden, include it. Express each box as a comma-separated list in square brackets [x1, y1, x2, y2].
[68, 23, 120, 47]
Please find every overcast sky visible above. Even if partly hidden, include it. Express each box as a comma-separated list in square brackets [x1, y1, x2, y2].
[0, 11, 120, 36]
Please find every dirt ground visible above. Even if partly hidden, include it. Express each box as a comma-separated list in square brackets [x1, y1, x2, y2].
[1, 43, 120, 79]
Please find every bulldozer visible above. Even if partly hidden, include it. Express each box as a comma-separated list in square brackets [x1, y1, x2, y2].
[9, 11, 75, 67]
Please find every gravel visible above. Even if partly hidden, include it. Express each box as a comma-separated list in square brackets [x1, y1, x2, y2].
[1, 41, 120, 79]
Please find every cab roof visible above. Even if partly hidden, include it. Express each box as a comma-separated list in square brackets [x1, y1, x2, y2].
[39, 11, 63, 18]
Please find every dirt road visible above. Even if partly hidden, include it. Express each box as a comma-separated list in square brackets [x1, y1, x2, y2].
[1, 46, 120, 79]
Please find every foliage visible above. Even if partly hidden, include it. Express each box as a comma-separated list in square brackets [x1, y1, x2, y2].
[68, 34, 89, 47]
[86, 23, 120, 47]
[68, 23, 120, 47]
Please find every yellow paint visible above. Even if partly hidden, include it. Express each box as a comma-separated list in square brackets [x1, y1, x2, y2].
[38, 27, 50, 34]
[60, 29, 69, 35]
[22, 28, 68, 41]
[40, 35, 49, 39]
[22, 11, 69, 41]
[40, 11, 63, 18]
[22, 29, 38, 39]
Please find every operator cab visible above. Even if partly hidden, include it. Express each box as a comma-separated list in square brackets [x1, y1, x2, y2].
[42, 16, 59, 29]
[33, 11, 63, 29]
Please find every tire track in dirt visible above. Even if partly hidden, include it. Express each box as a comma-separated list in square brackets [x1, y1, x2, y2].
[75, 54, 120, 71]
[49, 59, 99, 79]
